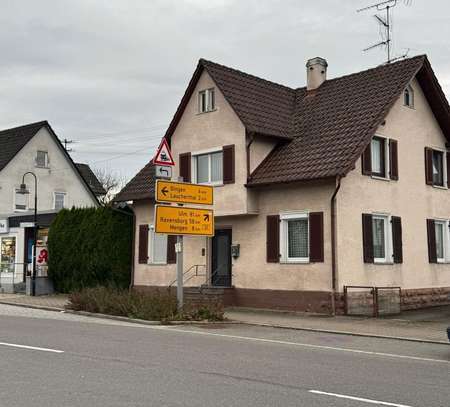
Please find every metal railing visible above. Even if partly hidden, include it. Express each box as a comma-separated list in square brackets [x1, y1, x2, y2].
[169, 264, 206, 287]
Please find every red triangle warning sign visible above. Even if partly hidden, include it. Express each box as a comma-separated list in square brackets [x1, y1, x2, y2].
[153, 138, 175, 166]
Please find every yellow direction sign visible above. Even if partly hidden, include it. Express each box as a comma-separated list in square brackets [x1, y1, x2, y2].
[154, 205, 214, 236]
[156, 180, 213, 205]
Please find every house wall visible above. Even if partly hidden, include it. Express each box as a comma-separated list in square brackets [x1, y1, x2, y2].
[248, 135, 278, 174]
[170, 71, 253, 216]
[133, 180, 336, 312]
[337, 77, 450, 295]
[0, 127, 97, 216]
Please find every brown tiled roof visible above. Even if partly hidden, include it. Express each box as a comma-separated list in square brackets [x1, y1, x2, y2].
[75, 163, 106, 196]
[201, 60, 296, 139]
[249, 55, 443, 185]
[116, 54, 450, 200]
[113, 161, 155, 202]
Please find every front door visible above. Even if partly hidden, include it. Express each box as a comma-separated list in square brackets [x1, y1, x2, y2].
[211, 229, 232, 287]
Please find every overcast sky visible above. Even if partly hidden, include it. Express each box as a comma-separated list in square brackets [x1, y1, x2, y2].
[1, 0, 449, 182]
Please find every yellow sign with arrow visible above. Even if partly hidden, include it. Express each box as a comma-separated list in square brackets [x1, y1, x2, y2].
[156, 180, 213, 205]
[154, 205, 214, 236]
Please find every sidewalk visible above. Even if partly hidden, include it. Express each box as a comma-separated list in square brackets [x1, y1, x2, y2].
[0, 293, 68, 310]
[225, 307, 450, 344]
[0, 294, 448, 344]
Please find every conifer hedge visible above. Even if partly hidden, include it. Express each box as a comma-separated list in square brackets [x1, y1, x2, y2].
[48, 207, 133, 292]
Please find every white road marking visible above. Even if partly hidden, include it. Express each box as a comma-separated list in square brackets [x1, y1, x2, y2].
[150, 326, 450, 364]
[0, 342, 64, 353]
[309, 390, 413, 407]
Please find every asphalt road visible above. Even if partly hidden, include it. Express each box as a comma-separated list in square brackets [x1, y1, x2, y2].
[0, 305, 449, 407]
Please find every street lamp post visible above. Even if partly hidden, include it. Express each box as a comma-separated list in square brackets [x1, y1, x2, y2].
[18, 172, 38, 296]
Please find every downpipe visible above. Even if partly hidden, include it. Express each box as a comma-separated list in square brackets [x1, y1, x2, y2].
[330, 176, 341, 316]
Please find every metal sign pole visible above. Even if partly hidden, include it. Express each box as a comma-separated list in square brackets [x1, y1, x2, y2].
[176, 235, 183, 312]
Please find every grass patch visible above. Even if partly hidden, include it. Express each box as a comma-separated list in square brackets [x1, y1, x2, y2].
[67, 286, 224, 322]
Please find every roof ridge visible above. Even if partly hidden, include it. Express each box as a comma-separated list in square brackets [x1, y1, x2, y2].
[0, 120, 48, 134]
[295, 54, 426, 90]
[199, 58, 295, 92]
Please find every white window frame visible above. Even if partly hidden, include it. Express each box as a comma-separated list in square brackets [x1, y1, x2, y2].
[13, 188, 28, 212]
[280, 212, 309, 264]
[372, 213, 393, 264]
[434, 219, 449, 263]
[148, 225, 167, 265]
[198, 88, 215, 113]
[53, 192, 66, 210]
[191, 147, 223, 186]
[371, 135, 390, 180]
[431, 148, 447, 189]
[403, 84, 414, 108]
[35, 150, 49, 168]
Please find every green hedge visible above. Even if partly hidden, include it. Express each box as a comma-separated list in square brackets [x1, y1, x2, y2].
[48, 207, 133, 293]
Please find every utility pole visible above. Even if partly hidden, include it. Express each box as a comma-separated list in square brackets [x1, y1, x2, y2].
[62, 138, 74, 152]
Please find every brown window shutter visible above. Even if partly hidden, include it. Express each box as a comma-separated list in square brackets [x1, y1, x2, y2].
[389, 139, 399, 180]
[167, 235, 177, 264]
[361, 142, 372, 175]
[179, 152, 191, 182]
[391, 216, 403, 263]
[362, 213, 374, 263]
[447, 152, 450, 188]
[309, 212, 324, 262]
[266, 215, 280, 263]
[138, 224, 149, 264]
[427, 219, 437, 263]
[223, 144, 235, 184]
[424, 147, 433, 185]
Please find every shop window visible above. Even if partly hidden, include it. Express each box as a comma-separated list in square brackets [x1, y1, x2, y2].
[0, 236, 16, 273]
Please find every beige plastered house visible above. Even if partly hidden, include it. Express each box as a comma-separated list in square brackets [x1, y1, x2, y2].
[115, 55, 450, 314]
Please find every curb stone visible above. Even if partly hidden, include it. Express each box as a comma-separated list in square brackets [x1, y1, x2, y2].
[0, 300, 238, 326]
[237, 321, 450, 346]
[1, 300, 447, 344]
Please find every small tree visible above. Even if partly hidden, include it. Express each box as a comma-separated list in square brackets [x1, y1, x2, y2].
[93, 167, 127, 205]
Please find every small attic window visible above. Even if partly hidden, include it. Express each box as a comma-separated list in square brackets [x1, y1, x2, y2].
[198, 88, 215, 113]
[403, 85, 414, 108]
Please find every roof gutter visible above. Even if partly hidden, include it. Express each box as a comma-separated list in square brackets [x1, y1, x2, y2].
[330, 175, 341, 316]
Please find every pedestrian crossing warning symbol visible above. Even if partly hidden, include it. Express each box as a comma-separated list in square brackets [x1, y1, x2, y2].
[153, 138, 175, 166]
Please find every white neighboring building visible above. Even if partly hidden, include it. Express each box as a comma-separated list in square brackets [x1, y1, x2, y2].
[0, 121, 105, 292]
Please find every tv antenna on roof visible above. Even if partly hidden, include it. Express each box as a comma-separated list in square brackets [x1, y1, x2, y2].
[357, 0, 412, 63]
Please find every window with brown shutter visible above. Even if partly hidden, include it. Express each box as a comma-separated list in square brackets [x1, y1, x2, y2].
[309, 212, 324, 262]
[223, 144, 235, 184]
[361, 143, 372, 175]
[266, 215, 280, 263]
[362, 214, 374, 263]
[138, 224, 149, 264]
[389, 139, 399, 180]
[427, 219, 437, 263]
[391, 216, 403, 263]
[167, 235, 177, 264]
[424, 147, 433, 185]
[179, 152, 191, 182]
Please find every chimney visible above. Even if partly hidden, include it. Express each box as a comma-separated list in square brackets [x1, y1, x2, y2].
[306, 57, 328, 90]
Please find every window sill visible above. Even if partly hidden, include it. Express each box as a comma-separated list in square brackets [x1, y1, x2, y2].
[431, 185, 447, 190]
[371, 175, 390, 182]
[146, 263, 168, 266]
[373, 261, 395, 265]
[280, 260, 310, 264]
[35, 166, 50, 170]
[196, 108, 217, 115]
